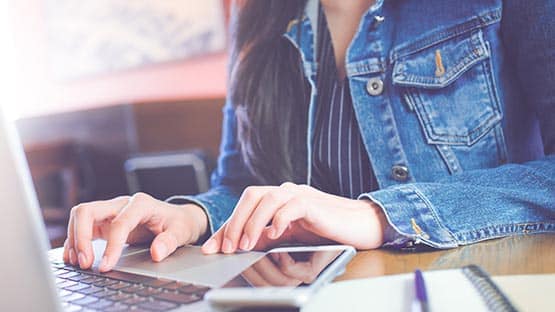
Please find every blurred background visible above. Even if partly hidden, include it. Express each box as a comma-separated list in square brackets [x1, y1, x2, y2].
[1, 0, 233, 248]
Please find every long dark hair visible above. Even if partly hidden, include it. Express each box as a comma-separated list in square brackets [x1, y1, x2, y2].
[231, 0, 310, 185]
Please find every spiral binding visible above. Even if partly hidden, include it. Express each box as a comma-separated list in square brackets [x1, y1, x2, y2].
[462, 265, 518, 312]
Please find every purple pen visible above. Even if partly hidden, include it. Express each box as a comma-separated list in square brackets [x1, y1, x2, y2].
[413, 269, 430, 312]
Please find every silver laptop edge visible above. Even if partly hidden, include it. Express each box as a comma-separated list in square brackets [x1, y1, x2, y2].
[0, 107, 61, 312]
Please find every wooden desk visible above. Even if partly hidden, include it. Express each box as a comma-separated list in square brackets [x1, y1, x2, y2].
[338, 233, 555, 281]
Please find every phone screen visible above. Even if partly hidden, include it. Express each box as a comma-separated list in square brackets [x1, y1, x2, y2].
[221, 249, 343, 288]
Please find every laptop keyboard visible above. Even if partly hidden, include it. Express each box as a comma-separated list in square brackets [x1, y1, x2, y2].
[50, 261, 210, 312]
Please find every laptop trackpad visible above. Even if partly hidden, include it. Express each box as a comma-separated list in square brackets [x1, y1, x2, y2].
[91, 240, 264, 288]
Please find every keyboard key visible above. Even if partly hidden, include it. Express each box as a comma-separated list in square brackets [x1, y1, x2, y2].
[108, 292, 133, 302]
[86, 299, 114, 310]
[92, 289, 118, 299]
[93, 278, 119, 287]
[122, 295, 147, 305]
[136, 287, 162, 297]
[57, 280, 78, 288]
[104, 304, 129, 312]
[59, 271, 81, 279]
[55, 278, 67, 285]
[107, 281, 132, 291]
[179, 284, 211, 295]
[78, 285, 103, 295]
[54, 269, 70, 276]
[138, 299, 178, 311]
[161, 282, 190, 290]
[71, 295, 99, 306]
[58, 289, 72, 298]
[142, 278, 173, 288]
[65, 283, 91, 292]
[121, 284, 145, 293]
[80, 275, 102, 284]
[65, 303, 83, 312]
[154, 291, 201, 304]
[68, 273, 95, 282]
[102, 270, 157, 284]
[51, 262, 65, 269]
[61, 292, 85, 303]
[63, 264, 78, 270]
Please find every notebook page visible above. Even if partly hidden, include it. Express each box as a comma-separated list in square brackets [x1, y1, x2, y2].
[493, 274, 555, 312]
[302, 269, 489, 312]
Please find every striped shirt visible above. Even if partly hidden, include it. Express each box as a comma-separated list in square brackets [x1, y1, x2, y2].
[311, 8, 378, 199]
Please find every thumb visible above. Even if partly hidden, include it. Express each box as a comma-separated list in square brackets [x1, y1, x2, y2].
[150, 230, 180, 262]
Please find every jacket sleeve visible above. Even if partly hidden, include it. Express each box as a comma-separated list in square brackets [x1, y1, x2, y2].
[361, 0, 555, 249]
[167, 99, 257, 236]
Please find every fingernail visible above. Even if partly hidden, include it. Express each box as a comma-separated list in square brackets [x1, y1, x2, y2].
[157, 243, 168, 259]
[99, 256, 109, 272]
[203, 238, 217, 252]
[222, 238, 233, 253]
[239, 235, 250, 250]
[78, 252, 87, 268]
[69, 248, 77, 265]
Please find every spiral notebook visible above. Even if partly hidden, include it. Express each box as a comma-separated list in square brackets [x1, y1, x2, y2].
[303, 265, 553, 312]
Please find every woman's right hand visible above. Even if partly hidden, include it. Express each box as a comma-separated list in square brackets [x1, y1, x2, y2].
[63, 192, 208, 272]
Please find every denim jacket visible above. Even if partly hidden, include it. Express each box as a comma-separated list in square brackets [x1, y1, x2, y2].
[169, 0, 555, 249]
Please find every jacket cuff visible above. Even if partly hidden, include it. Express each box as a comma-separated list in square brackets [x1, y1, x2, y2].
[359, 184, 458, 249]
[381, 223, 413, 248]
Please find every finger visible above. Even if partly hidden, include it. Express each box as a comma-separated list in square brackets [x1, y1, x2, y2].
[126, 226, 155, 245]
[223, 186, 273, 253]
[72, 197, 130, 269]
[202, 226, 224, 254]
[240, 183, 297, 251]
[66, 196, 127, 266]
[62, 239, 70, 264]
[253, 227, 295, 250]
[269, 199, 309, 240]
[100, 193, 153, 272]
[66, 209, 76, 265]
[150, 214, 196, 262]
[150, 230, 180, 262]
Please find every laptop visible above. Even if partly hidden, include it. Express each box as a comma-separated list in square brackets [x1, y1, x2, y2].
[0, 108, 263, 312]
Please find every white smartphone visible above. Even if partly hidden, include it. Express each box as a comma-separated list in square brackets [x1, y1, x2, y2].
[205, 245, 356, 310]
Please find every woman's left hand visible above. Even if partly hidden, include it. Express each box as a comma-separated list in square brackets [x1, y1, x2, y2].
[201, 182, 388, 254]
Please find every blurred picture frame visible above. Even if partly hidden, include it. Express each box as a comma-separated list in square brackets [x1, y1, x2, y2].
[45, 0, 226, 79]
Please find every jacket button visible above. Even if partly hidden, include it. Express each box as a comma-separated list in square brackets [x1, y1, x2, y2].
[392, 165, 409, 182]
[371, 15, 385, 29]
[366, 78, 384, 96]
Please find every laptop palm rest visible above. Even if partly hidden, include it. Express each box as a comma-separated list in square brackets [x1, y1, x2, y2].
[89, 240, 264, 288]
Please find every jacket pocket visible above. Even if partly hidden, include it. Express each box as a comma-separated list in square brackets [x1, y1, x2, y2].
[392, 29, 502, 146]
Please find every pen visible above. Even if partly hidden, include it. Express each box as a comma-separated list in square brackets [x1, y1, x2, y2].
[413, 269, 430, 312]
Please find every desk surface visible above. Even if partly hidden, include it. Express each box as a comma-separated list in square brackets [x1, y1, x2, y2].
[338, 233, 555, 281]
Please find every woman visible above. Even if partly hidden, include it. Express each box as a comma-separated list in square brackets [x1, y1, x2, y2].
[64, 0, 554, 273]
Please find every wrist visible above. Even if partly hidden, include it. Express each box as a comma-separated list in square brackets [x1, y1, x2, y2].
[357, 199, 388, 247]
[182, 204, 209, 243]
